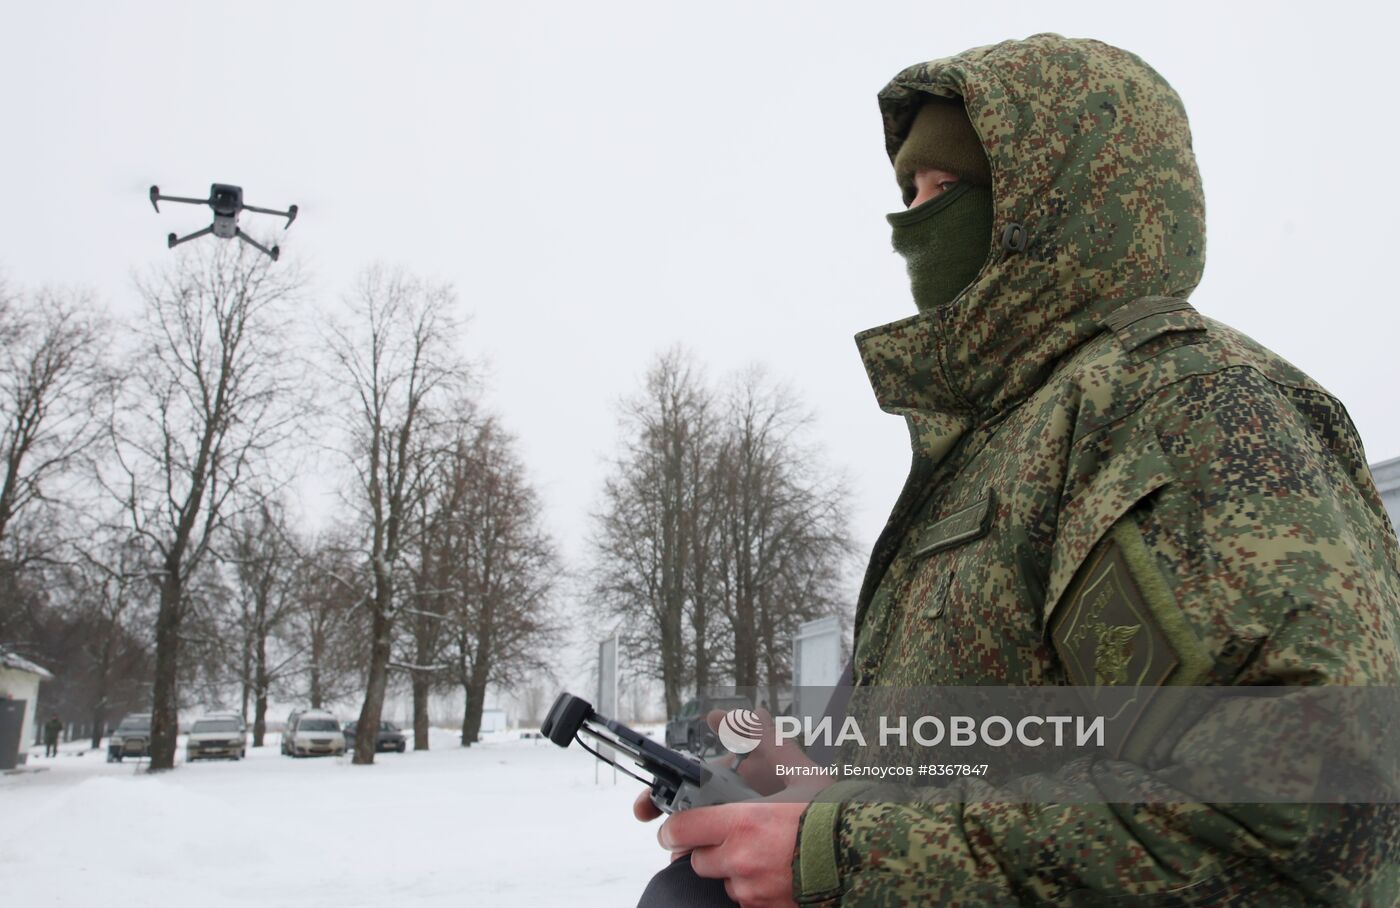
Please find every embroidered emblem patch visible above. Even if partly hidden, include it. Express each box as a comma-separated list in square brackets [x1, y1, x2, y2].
[1071, 619, 1142, 685]
[1049, 519, 1211, 760]
[1050, 531, 1179, 690]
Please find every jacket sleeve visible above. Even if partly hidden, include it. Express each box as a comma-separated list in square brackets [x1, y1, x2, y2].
[792, 368, 1400, 906]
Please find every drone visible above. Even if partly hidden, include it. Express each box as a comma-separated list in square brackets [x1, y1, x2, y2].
[148, 183, 298, 261]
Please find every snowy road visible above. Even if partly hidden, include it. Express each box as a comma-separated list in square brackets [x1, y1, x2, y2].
[0, 728, 668, 907]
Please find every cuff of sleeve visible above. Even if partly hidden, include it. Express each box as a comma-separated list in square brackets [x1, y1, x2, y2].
[792, 781, 870, 905]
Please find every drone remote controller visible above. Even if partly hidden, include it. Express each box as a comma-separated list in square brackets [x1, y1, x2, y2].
[541, 692, 758, 814]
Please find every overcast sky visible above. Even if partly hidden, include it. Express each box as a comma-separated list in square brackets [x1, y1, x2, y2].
[4, 1, 1397, 581]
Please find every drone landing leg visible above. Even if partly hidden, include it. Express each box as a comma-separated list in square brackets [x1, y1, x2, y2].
[167, 226, 214, 249]
[235, 228, 280, 262]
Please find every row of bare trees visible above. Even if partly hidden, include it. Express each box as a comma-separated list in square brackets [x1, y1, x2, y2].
[0, 248, 559, 769]
[3, 247, 852, 769]
[589, 349, 854, 717]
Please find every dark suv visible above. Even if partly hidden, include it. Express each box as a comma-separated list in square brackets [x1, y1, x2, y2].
[343, 720, 407, 753]
[665, 696, 753, 755]
[106, 713, 152, 762]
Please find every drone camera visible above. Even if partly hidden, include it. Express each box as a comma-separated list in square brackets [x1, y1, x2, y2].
[541, 692, 592, 748]
[210, 185, 242, 216]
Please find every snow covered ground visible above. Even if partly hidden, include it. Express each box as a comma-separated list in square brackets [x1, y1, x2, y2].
[0, 727, 669, 906]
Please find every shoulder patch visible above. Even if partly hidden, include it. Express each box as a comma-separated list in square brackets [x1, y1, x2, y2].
[1101, 296, 1207, 353]
[1049, 517, 1212, 760]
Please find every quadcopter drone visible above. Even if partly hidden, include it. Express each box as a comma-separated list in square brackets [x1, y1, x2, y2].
[148, 183, 298, 261]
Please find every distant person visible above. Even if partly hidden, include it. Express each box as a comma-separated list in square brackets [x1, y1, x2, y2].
[43, 714, 62, 757]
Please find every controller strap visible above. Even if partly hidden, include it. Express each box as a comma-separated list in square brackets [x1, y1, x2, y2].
[574, 732, 652, 787]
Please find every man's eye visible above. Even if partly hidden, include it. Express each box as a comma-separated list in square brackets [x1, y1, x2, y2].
[938, 180, 958, 192]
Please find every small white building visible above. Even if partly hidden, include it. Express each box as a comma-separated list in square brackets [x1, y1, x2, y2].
[479, 708, 508, 733]
[0, 651, 54, 768]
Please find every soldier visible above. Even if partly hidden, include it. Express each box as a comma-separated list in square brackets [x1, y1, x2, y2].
[43, 713, 62, 758]
[635, 33, 1400, 907]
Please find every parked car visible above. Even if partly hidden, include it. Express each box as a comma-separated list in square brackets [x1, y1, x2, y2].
[665, 695, 754, 755]
[107, 713, 152, 762]
[343, 720, 407, 753]
[185, 714, 248, 762]
[281, 709, 345, 757]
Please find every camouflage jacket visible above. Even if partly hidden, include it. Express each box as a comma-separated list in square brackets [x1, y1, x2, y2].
[792, 35, 1400, 906]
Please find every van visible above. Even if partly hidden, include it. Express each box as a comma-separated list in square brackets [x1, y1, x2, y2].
[281, 708, 345, 757]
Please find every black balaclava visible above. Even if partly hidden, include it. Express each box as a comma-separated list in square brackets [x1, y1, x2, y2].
[887, 99, 994, 313]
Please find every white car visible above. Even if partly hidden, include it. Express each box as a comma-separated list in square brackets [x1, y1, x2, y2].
[281, 709, 345, 757]
[185, 715, 248, 761]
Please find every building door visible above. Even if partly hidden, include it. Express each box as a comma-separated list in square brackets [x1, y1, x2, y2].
[0, 698, 26, 770]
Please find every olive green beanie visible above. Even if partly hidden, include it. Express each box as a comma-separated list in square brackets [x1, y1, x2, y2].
[893, 99, 992, 206]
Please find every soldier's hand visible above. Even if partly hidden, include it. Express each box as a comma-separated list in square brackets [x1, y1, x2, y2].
[632, 708, 831, 822]
[658, 799, 805, 908]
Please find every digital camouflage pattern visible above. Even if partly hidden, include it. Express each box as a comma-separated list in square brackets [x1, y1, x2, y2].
[792, 34, 1400, 906]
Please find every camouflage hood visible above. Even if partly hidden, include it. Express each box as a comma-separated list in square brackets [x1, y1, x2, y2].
[860, 34, 1206, 424]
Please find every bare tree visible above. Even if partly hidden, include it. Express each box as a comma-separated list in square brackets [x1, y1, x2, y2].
[399, 480, 455, 751]
[683, 385, 722, 698]
[287, 533, 366, 710]
[173, 560, 237, 712]
[440, 418, 560, 745]
[589, 349, 713, 717]
[324, 265, 471, 764]
[224, 499, 300, 746]
[518, 678, 551, 727]
[0, 280, 114, 650]
[107, 244, 303, 770]
[69, 534, 157, 748]
[395, 403, 485, 751]
[0, 280, 112, 554]
[1, 538, 154, 748]
[590, 354, 854, 718]
[712, 368, 854, 701]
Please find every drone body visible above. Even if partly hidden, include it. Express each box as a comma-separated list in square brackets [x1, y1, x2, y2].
[149, 183, 298, 261]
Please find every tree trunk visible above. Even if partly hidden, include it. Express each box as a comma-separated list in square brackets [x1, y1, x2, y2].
[692, 594, 709, 696]
[764, 648, 782, 719]
[90, 632, 115, 750]
[462, 670, 488, 747]
[253, 632, 269, 747]
[239, 640, 252, 724]
[760, 593, 781, 713]
[660, 610, 684, 718]
[148, 572, 183, 770]
[353, 602, 393, 763]
[734, 589, 758, 688]
[309, 629, 324, 710]
[89, 703, 105, 751]
[411, 675, 430, 750]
